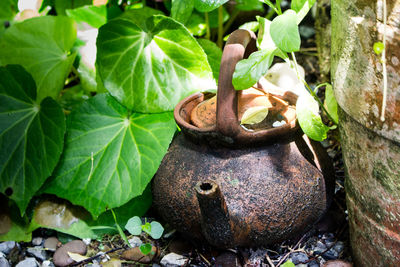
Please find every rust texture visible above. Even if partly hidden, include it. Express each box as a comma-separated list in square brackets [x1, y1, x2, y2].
[152, 133, 333, 247]
[153, 30, 334, 248]
[332, 0, 400, 265]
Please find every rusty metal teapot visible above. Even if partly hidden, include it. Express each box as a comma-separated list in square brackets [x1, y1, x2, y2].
[152, 30, 334, 248]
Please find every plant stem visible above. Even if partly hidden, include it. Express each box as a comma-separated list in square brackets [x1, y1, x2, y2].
[291, 52, 337, 124]
[380, 0, 387, 122]
[111, 209, 132, 248]
[217, 6, 223, 48]
[222, 9, 239, 35]
[205, 12, 210, 40]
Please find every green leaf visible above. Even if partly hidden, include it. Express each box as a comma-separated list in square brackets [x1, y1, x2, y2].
[373, 41, 385, 55]
[125, 216, 142, 235]
[97, 13, 215, 113]
[43, 94, 177, 217]
[256, 16, 275, 50]
[324, 84, 339, 124]
[139, 243, 153, 255]
[149, 221, 164, 239]
[0, 0, 18, 36]
[0, 199, 31, 242]
[296, 93, 329, 141]
[291, 0, 316, 24]
[0, 65, 66, 214]
[208, 6, 229, 28]
[241, 106, 269, 125]
[239, 21, 259, 32]
[171, 0, 194, 24]
[235, 0, 263, 11]
[55, 0, 91, 15]
[141, 222, 152, 235]
[197, 39, 222, 81]
[281, 261, 296, 267]
[232, 48, 276, 90]
[186, 12, 206, 36]
[111, 209, 131, 247]
[0, 16, 77, 101]
[270, 10, 301, 52]
[66, 5, 107, 28]
[193, 0, 228, 12]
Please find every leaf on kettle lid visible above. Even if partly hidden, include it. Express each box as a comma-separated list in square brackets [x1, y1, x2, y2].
[240, 106, 269, 125]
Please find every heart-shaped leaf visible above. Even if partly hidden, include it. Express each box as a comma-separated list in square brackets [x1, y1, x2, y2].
[171, 0, 194, 24]
[0, 65, 66, 214]
[125, 216, 142, 236]
[296, 93, 329, 141]
[193, 0, 228, 12]
[270, 10, 301, 52]
[0, 16, 77, 101]
[139, 243, 153, 255]
[232, 48, 276, 90]
[97, 12, 215, 113]
[149, 221, 164, 239]
[291, 0, 316, 24]
[66, 4, 107, 28]
[43, 94, 177, 217]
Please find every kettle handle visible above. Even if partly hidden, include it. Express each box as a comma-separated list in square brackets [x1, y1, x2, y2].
[216, 29, 257, 138]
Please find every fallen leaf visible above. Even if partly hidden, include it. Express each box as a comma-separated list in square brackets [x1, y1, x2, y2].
[240, 106, 269, 125]
[67, 252, 89, 262]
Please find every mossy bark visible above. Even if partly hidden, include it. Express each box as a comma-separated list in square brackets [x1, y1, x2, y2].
[332, 1, 400, 265]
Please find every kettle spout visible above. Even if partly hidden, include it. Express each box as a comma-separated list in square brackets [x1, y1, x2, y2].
[195, 180, 234, 247]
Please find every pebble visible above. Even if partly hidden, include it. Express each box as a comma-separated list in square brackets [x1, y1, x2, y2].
[121, 246, 158, 264]
[215, 251, 240, 267]
[160, 253, 189, 267]
[128, 237, 142, 248]
[53, 240, 87, 267]
[0, 242, 16, 255]
[42, 260, 55, 267]
[102, 259, 122, 267]
[15, 257, 39, 267]
[32, 238, 43, 247]
[0, 256, 10, 267]
[308, 260, 320, 267]
[44, 237, 59, 252]
[27, 246, 47, 261]
[313, 241, 327, 255]
[290, 252, 308, 264]
[82, 239, 91, 246]
[272, 120, 286, 127]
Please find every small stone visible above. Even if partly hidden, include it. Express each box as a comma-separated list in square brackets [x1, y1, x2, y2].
[128, 237, 142, 248]
[322, 260, 353, 267]
[27, 246, 47, 261]
[160, 253, 189, 267]
[289, 252, 308, 264]
[313, 241, 327, 255]
[152, 264, 161, 267]
[295, 264, 308, 267]
[42, 260, 55, 267]
[121, 246, 158, 264]
[333, 241, 345, 254]
[322, 248, 339, 260]
[16, 257, 39, 267]
[272, 120, 286, 128]
[308, 260, 319, 267]
[53, 240, 87, 267]
[0, 241, 16, 254]
[32, 237, 44, 246]
[44, 237, 59, 252]
[0, 256, 10, 267]
[215, 251, 240, 267]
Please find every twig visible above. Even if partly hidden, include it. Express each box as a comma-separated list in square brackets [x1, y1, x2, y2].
[69, 247, 123, 266]
[265, 252, 275, 267]
[196, 250, 211, 266]
[380, 0, 387, 121]
[275, 234, 307, 266]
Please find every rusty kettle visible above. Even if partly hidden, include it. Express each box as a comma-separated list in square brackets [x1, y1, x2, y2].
[152, 30, 334, 248]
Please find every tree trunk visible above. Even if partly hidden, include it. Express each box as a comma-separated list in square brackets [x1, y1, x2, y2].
[331, 0, 400, 265]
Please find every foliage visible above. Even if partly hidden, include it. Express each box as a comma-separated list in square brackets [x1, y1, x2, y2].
[0, 0, 337, 241]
